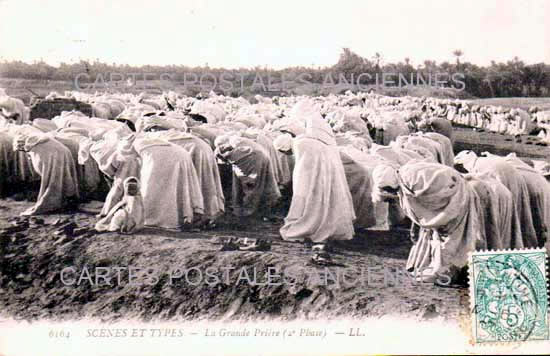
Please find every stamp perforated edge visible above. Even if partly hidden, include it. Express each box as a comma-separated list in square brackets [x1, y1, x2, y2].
[467, 247, 549, 347]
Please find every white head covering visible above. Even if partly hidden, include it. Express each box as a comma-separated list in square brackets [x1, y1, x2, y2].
[371, 164, 400, 202]
[274, 118, 306, 137]
[228, 135, 246, 149]
[273, 133, 293, 152]
[533, 161, 550, 177]
[372, 164, 399, 191]
[454, 150, 478, 172]
[0, 96, 18, 117]
[289, 99, 336, 145]
[13, 132, 49, 152]
[95, 176, 144, 234]
[214, 134, 233, 148]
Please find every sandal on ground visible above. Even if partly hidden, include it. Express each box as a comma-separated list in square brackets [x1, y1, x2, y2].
[219, 237, 271, 252]
[239, 238, 271, 251]
[311, 251, 333, 266]
[203, 220, 217, 230]
[434, 279, 466, 289]
[210, 235, 236, 244]
[29, 217, 45, 225]
[310, 244, 332, 266]
[220, 237, 240, 251]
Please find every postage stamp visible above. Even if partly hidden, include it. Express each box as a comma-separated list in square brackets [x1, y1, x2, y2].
[469, 248, 549, 344]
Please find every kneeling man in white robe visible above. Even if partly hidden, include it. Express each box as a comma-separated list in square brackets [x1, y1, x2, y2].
[95, 177, 144, 234]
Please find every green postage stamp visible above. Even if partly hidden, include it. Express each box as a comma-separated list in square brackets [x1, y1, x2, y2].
[469, 248, 549, 343]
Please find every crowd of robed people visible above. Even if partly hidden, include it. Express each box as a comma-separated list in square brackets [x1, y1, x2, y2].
[1, 88, 550, 286]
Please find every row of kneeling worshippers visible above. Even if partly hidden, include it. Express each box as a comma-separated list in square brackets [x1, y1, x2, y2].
[0, 110, 287, 230]
[371, 95, 550, 143]
[3, 89, 550, 143]
[371, 150, 550, 282]
[3, 115, 226, 230]
[0, 98, 454, 235]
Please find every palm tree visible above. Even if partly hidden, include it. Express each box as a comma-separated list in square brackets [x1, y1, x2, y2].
[483, 76, 495, 97]
[423, 60, 436, 71]
[372, 52, 383, 71]
[452, 50, 463, 67]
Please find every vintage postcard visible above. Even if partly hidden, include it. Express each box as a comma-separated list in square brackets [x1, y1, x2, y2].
[0, 0, 550, 355]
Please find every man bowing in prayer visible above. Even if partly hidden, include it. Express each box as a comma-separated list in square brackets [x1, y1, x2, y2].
[214, 133, 281, 218]
[13, 132, 79, 215]
[274, 99, 355, 264]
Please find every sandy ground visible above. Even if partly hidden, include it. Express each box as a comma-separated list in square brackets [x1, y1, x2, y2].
[0, 199, 465, 323]
[0, 127, 547, 323]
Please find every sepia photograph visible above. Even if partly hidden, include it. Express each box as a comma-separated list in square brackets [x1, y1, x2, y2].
[0, 0, 549, 355]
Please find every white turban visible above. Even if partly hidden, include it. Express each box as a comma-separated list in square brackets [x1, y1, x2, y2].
[372, 164, 399, 190]
[534, 161, 550, 177]
[228, 135, 246, 149]
[0, 96, 17, 117]
[454, 150, 478, 172]
[288, 98, 318, 121]
[242, 127, 261, 140]
[214, 135, 228, 149]
[273, 133, 293, 152]
[345, 132, 372, 151]
[13, 133, 48, 152]
[271, 117, 306, 137]
[371, 164, 400, 203]
[78, 137, 94, 164]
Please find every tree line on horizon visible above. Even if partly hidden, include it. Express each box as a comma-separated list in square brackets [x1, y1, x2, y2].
[0, 48, 549, 98]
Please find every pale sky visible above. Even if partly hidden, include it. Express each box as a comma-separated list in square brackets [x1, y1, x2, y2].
[1, 0, 549, 69]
